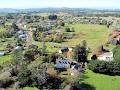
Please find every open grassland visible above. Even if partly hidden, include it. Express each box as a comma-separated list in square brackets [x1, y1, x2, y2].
[81, 70, 120, 90]
[63, 24, 109, 50]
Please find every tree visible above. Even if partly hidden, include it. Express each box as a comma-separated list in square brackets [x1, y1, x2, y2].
[60, 22, 65, 26]
[65, 27, 71, 32]
[73, 41, 88, 63]
[24, 48, 39, 62]
[6, 43, 14, 52]
[49, 52, 59, 64]
[113, 45, 120, 62]
[10, 51, 24, 76]
[48, 15, 57, 20]
[17, 64, 32, 87]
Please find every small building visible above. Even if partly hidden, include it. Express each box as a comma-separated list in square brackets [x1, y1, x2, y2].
[97, 52, 113, 61]
[59, 47, 72, 53]
[70, 63, 82, 76]
[0, 52, 5, 56]
[15, 46, 23, 51]
[18, 34, 26, 40]
[108, 35, 120, 45]
[18, 30, 24, 35]
[55, 58, 72, 71]
[0, 18, 4, 25]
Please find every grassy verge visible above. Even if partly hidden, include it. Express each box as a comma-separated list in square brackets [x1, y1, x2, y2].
[20, 87, 39, 90]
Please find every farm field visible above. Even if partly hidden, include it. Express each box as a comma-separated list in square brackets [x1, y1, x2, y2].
[81, 70, 120, 90]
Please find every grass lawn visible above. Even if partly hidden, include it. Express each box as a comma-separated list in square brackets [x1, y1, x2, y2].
[63, 24, 109, 50]
[37, 42, 61, 52]
[0, 26, 4, 32]
[81, 70, 120, 90]
[0, 54, 12, 64]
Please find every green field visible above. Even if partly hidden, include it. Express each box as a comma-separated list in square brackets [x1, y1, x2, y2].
[0, 54, 12, 64]
[36, 24, 111, 53]
[81, 70, 120, 90]
[0, 26, 4, 32]
[20, 87, 39, 90]
[64, 24, 109, 50]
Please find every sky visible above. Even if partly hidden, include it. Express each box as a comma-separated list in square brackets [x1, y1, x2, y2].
[0, 0, 120, 9]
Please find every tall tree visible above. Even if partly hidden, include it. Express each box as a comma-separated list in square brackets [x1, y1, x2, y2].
[73, 41, 88, 63]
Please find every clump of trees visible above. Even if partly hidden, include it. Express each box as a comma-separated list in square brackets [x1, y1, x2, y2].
[33, 27, 64, 43]
[17, 63, 64, 89]
[65, 27, 75, 32]
[48, 15, 57, 20]
[73, 40, 89, 63]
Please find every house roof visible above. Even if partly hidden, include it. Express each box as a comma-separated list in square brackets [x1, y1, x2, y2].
[55, 58, 72, 69]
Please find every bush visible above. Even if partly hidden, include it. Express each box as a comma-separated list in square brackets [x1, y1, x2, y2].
[88, 60, 120, 76]
[0, 77, 14, 88]
[17, 65, 32, 87]
[65, 27, 71, 32]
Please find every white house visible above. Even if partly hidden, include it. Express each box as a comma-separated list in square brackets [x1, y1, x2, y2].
[0, 52, 5, 56]
[98, 52, 113, 61]
[15, 46, 23, 51]
[18, 30, 24, 35]
[18, 34, 26, 40]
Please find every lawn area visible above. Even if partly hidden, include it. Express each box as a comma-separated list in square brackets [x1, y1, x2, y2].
[63, 24, 109, 50]
[0, 54, 12, 64]
[0, 26, 4, 32]
[37, 42, 61, 52]
[81, 70, 120, 90]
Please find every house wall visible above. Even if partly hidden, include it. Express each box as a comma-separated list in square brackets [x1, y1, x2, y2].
[98, 56, 113, 61]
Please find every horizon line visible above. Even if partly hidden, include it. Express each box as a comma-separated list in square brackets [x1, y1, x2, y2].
[0, 7, 120, 10]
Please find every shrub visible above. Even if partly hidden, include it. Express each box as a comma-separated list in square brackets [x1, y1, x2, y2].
[0, 77, 14, 88]
[65, 27, 71, 32]
[113, 45, 120, 62]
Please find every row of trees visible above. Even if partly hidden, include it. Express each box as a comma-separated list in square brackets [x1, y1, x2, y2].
[88, 60, 120, 76]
